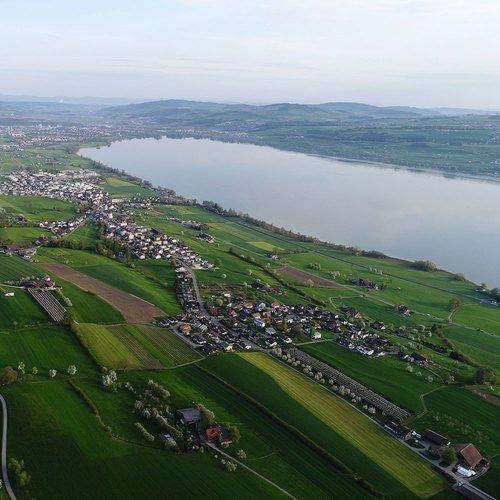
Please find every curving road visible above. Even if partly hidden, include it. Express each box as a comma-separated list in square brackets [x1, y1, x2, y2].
[0, 394, 16, 500]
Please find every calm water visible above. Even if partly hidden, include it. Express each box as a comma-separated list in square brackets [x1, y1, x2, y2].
[80, 137, 500, 286]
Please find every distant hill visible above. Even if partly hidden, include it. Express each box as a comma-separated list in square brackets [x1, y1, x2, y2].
[100, 99, 498, 124]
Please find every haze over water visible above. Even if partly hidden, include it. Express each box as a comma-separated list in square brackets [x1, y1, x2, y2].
[81, 137, 500, 286]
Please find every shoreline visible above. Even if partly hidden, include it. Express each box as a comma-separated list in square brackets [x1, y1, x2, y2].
[79, 133, 500, 186]
[77, 144, 493, 288]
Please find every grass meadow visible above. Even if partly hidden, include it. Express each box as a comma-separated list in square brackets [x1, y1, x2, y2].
[203, 352, 447, 498]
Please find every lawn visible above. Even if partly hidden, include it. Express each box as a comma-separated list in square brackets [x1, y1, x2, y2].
[411, 386, 500, 457]
[0, 194, 77, 223]
[38, 248, 182, 315]
[0, 325, 94, 375]
[0, 287, 49, 329]
[71, 323, 163, 370]
[124, 324, 202, 367]
[301, 342, 441, 414]
[3, 380, 280, 499]
[203, 352, 447, 498]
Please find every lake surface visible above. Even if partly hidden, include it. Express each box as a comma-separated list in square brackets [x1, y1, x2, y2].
[80, 137, 500, 286]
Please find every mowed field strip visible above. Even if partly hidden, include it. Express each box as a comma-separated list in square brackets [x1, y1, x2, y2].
[40, 262, 164, 323]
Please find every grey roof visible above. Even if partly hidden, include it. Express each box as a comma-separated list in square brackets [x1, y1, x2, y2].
[178, 408, 201, 423]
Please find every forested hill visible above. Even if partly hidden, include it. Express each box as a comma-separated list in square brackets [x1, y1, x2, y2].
[98, 99, 500, 176]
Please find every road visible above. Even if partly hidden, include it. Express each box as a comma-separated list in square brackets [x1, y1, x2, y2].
[0, 394, 16, 500]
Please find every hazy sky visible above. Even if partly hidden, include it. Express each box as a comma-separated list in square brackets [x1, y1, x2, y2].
[1, 0, 499, 107]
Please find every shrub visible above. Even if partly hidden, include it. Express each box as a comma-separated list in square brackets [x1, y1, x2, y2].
[134, 422, 154, 442]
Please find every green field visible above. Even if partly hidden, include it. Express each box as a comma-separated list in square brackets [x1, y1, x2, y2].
[63, 223, 99, 248]
[0, 226, 51, 246]
[0, 254, 43, 281]
[3, 380, 280, 499]
[412, 386, 500, 457]
[71, 323, 201, 370]
[203, 352, 447, 498]
[38, 248, 182, 315]
[475, 457, 500, 498]
[72, 323, 163, 370]
[0, 288, 48, 329]
[101, 176, 157, 198]
[0, 194, 77, 223]
[123, 324, 202, 367]
[301, 342, 441, 414]
[47, 275, 124, 324]
[0, 325, 95, 375]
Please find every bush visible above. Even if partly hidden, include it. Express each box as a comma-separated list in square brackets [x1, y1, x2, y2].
[134, 422, 154, 442]
[8, 458, 31, 487]
[411, 260, 437, 272]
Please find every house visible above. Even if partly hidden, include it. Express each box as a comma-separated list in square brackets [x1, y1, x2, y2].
[205, 425, 233, 445]
[179, 324, 192, 335]
[177, 408, 201, 426]
[411, 352, 429, 366]
[453, 443, 483, 469]
[423, 429, 450, 447]
[254, 318, 266, 329]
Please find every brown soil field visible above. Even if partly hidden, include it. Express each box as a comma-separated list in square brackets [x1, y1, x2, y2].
[279, 265, 341, 288]
[40, 262, 164, 323]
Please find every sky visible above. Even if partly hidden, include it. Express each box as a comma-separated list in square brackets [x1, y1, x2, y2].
[0, 0, 499, 108]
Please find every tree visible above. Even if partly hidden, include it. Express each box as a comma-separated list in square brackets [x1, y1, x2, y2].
[1, 366, 18, 386]
[441, 447, 456, 466]
[49, 369, 57, 378]
[228, 424, 241, 443]
[67, 365, 77, 376]
[289, 323, 303, 338]
[474, 368, 497, 385]
[448, 297, 462, 312]
[213, 258, 222, 268]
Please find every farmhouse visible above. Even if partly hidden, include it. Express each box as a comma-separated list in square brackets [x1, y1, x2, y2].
[423, 429, 450, 447]
[453, 443, 484, 470]
[205, 425, 233, 445]
[177, 408, 201, 427]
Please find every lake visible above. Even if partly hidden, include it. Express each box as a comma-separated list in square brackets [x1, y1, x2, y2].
[80, 137, 500, 286]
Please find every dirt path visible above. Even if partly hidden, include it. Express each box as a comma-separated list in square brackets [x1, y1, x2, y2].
[40, 262, 164, 323]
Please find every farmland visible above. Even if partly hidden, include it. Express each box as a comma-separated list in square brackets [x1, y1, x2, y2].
[0, 253, 42, 281]
[71, 323, 163, 370]
[203, 352, 447, 498]
[101, 176, 157, 198]
[2, 380, 280, 499]
[412, 386, 500, 457]
[0, 288, 49, 329]
[38, 248, 182, 316]
[0, 194, 77, 223]
[0, 226, 51, 246]
[123, 324, 202, 367]
[301, 341, 440, 414]
[0, 325, 95, 375]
